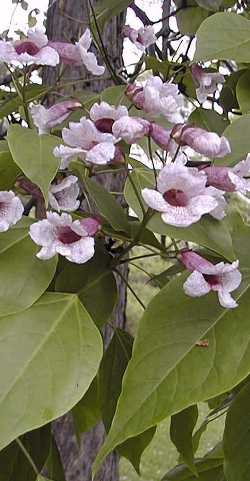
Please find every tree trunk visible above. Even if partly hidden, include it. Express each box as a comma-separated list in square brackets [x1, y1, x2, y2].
[43, 2, 127, 480]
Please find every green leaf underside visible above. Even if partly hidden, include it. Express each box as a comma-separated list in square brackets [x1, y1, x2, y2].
[55, 247, 117, 327]
[93, 217, 250, 473]
[194, 13, 250, 63]
[223, 381, 250, 481]
[124, 169, 234, 260]
[0, 218, 57, 317]
[0, 425, 51, 481]
[7, 125, 60, 204]
[170, 405, 198, 475]
[0, 292, 102, 451]
[99, 329, 156, 473]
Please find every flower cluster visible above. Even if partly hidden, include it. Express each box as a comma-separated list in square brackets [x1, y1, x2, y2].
[0, 39, 244, 308]
[0, 28, 105, 75]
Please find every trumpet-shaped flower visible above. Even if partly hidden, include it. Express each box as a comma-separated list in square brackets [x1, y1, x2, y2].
[127, 76, 183, 123]
[29, 212, 99, 264]
[0, 29, 59, 66]
[191, 64, 225, 104]
[179, 250, 241, 309]
[0, 191, 23, 232]
[142, 163, 218, 227]
[49, 28, 105, 75]
[53, 117, 116, 168]
[30, 100, 82, 135]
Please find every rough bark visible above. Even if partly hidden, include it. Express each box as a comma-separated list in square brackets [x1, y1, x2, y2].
[43, 1, 127, 480]
[162, 0, 171, 60]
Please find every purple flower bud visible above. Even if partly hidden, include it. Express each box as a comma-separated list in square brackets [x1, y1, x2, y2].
[171, 124, 231, 158]
[149, 123, 171, 150]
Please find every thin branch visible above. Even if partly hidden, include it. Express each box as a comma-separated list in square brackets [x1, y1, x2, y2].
[114, 268, 146, 309]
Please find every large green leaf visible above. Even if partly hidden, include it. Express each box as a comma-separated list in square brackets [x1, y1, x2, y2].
[0, 292, 102, 451]
[85, 177, 130, 234]
[170, 406, 198, 475]
[0, 425, 51, 481]
[124, 169, 234, 260]
[188, 108, 229, 135]
[0, 84, 48, 120]
[99, 329, 156, 474]
[217, 114, 250, 165]
[223, 381, 250, 481]
[236, 70, 250, 114]
[7, 125, 60, 203]
[0, 218, 57, 317]
[194, 13, 250, 63]
[93, 217, 250, 472]
[174, 1, 209, 35]
[0, 150, 20, 190]
[55, 246, 117, 327]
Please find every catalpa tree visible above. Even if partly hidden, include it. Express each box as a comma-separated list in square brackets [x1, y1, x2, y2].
[0, 0, 249, 480]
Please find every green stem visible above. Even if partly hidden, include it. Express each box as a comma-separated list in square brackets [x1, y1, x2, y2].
[148, 136, 158, 188]
[127, 171, 146, 215]
[117, 208, 153, 262]
[114, 268, 145, 310]
[16, 438, 39, 476]
[118, 252, 160, 265]
[22, 68, 31, 128]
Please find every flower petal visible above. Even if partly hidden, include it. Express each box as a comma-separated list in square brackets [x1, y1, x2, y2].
[183, 271, 211, 297]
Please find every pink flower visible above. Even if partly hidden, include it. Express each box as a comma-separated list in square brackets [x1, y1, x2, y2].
[0, 191, 23, 231]
[49, 28, 105, 75]
[149, 123, 171, 150]
[204, 154, 250, 194]
[29, 212, 97, 264]
[191, 64, 225, 104]
[0, 29, 59, 66]
[49, 176, 80, 212]
[112, 116, 150, 144]
[128, 76, 183, 123]
[171, 124, 231, 158]
[122, 25, 156, 51]
[90, 101, 128, 133]
[30, 100, 82, 135]
[141, 163, 218, 227]
[179, 250, 241, 309]
[53, 117, 116, 168]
